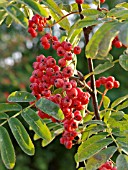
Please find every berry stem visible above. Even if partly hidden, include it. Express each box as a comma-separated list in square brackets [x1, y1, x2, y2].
[98, 89, 108, 110]
[77, 4, 100, 120]
[49, 11, 79, 28]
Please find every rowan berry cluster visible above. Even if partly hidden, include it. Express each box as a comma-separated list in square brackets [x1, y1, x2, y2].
[87, 76, 120, 90]
[28, 14, 47, 37]
[112, 36, 123, 48]
[40, 33, 81, 57]
[29, 40, 90, 149]
[99, 161, 117, 170]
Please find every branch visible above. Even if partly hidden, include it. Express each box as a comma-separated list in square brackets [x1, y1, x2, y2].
[77, 4, 100, 120]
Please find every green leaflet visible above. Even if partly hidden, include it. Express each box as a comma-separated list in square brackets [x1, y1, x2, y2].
[116, 154, 128, 170]
[107, 7, 128, 19]
[0, 112, 9, 119]
[0, 0, 8, 7]
[118, 23, 128, 47]
[75, 16, 102, 29]
[8, 118, 35, 156]
[36, 98, 64, 121]
[82, 9, 105, 17]
[119, 53, 128, 71]
[22, 108, 52, 141]
[0, 126, 16, 169]
[0, 103, 22, 112]
[103, 96, 110, 109]
[7, 91, 36, 102]
[18, 0, 48, 17]
[75, 133, 112, 162]
[94, 61, 114, 74]
[111, 94, 128, 108]
[0, 9, 8, 25]
[5, 5, 28, 28]
[86, 146, 117, 170]
[41, 0, 70, 30]
[86, 21, 121, 59]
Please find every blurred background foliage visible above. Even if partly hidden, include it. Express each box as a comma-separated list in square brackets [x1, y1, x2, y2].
[0, 0, 128, 169]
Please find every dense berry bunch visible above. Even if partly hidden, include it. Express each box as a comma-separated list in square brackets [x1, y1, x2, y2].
[30, 47, 89, 149]
[99, 161, 117, 170]
[87, 76, 120, 90]
[112, 36, 123, 48]
[28, 14, 47, 37]
[40, 33, 81, 57]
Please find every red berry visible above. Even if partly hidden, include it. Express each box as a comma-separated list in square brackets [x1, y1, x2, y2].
[58, 58, 67, 67]
[54, 78, 64, 88]
[40, 36, 49, 44]
[100, 0, 105, 3]
[52, 36, 58, 41]
[107, 76, 115, 83]
[64, 52, 73, 61]
[57, 46, 66, 57]
[43, 43, 50, 50]
[75, 0, 84, 4]
[73, 46, 81, 54]
[65, 140, 72, 149]
[66, 88, 78, 98]
[63, 82, 72, 91]
[114, 80, 120, 88]
[105, 81, 114, 90]
[46, 57, 56, 67]
[114, 41, 122, 48]
[96, 80, 101, 88]
[64, 42, 72, 51]
[62, 66, 74, 78]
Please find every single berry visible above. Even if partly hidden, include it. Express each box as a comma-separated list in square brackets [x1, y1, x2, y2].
[75, 0, 84, 4]
[114, 40, 122, 48]
[73, 46, 81, 54]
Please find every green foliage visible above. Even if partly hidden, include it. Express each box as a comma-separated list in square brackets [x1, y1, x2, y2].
[0, 0, 128, 169]
[0, 126, 16, 169]
[8, 91, 36, 103]
[8, 118, 35, 156]
[36, 98, 64, 121]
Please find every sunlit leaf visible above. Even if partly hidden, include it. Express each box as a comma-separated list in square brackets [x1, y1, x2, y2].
[116, 154, 128, 170]
[118, 22, 128, 47]
[18, 0, 48, 17]
[5, 5, 28, 28]
[0, 9, 8, 25]
[8, 91, 36, 102]
[103, 96, 110, 109]
[8, 118, 35, 155]
[111, 94, 128, 108]
[94, 61, 114, 74]
[22, 108, 52, 141]
[107, 7, 128, 19]
[86, 146, 117, 170]
[75, 133, 112, 162]
[0, 126, 16, 169]
[119, 54, 128, 71]
[86, 21, 120, 59]
[36, 98, 64, 121]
